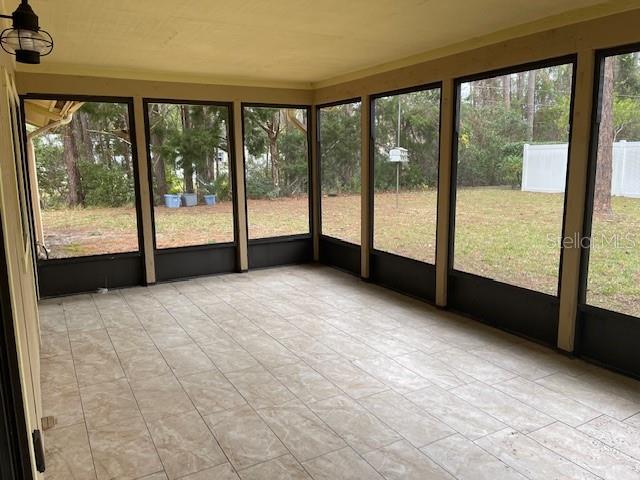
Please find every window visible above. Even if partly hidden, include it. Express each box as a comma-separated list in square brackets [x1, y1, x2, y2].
[27, 99, 140, 259]
[319, 101, 361, 244]
[147, 102, 234, 249]
[586, 50, 640, 317]
[243, 106, 309, 239]
[373, 87, 441, 262]
[453, 62, 574, 294]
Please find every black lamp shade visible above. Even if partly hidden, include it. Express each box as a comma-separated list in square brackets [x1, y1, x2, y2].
[0, 1, 53, 64]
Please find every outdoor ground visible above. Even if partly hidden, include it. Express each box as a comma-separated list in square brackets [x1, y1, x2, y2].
[41, 189, 639, 316]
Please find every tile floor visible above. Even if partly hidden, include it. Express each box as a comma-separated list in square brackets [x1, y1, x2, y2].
[39, 264, 640, 480]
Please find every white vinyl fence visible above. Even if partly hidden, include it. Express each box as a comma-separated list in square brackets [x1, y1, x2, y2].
[522, 141, 640, 198]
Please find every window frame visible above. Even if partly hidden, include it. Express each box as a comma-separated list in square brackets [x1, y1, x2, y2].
[316, 97, 363, 246]
[142, 98, 239, 253]
[241, 102, 313, 242]
[448, 55, 578, 297]
[579, 41, 640, 319]
[369, 81, 443, 265]
[20, 93, 146, 263]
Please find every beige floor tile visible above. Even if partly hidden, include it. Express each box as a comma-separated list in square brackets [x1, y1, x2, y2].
[235, 334, 300, 369]
[253, 316, 305, 340]
[359, 390, 454, 448]
[136, 309, 177, 329]
[199, 337, 259, 373]
[286, 314, 343, 337]
[147, 324, 193, 350]
[147, 410, 226, 479]
[40, 311, 68, 335]
[41, 352, 77, 388]
[279, 335, 343, 364]
[316, 332, 379, 360]
[577, 415, 640, 461]
[386, 328, 450, 355]
[450, 382, 554, 433]
[348, 330, 417, 357]
[238, 454, 311, 480]
[353, 356, 432, 394]
[181, 463, 240, 479]
[434, 348, 517, 384]
[394, 351, 474, 389]
[41, 332, 71, 359]
[118, 346, 171, 381]
[493, 376, 601, 427]
[107, 326, 154, 354]
[80, 378, 141, 429]
[271, 362, 340, 403]
[183, 320, 231, 345]
[310, 358, 388, 399]
[308, 395, 401, 454]
[42, 381, 84, 429]
[160, 342, 215, 378]
[470, 344, 558, 380]
[39, 265, 640, 480]
[406, 385, 506, 440]
[422, 434, 526, 480]
[179, 370, 247, 416]
[536, 373, 640, 420]
[138, 472, 168, 480]
[476, 429, 599, 480]
[66, 311, 104, 332]
[43, 423, 96, 480]
[72, 346, 125, 387]
[364, 440, 454, 480]
[204, 405, 288, 470]
[130, 372, 195, 420]
[226, 365, 295, 409]
[99, 308, 142, 329]
[530, 422, 640, 480]
[626, 412, 640, 429]
[257, 400, 345, 461]
[88, 415, 163, 480]
[302, 447, 383, 480]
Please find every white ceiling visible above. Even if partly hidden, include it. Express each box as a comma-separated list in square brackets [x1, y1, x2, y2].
[7, 0, 639, 88]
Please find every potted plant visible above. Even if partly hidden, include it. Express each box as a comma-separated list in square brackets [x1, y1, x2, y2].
[163, 186, 181, 208]
[181, 191, 197, 207]
[203, 183, 217, 206]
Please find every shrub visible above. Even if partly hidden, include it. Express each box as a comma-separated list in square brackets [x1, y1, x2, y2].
[77, 160, 134, 207]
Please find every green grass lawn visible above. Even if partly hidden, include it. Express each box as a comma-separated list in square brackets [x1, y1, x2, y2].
[41, 188, 640, 317]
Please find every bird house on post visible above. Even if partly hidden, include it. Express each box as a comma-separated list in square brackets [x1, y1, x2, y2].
[389, 147, 408, 163]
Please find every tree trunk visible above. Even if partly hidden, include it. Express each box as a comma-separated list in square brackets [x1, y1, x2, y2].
[526, 70, 536, 141]
[181, 106, 194, 192]
[63, 115, 85, 206]
[502, 75, 511, 110]
[151, 130, 167, 201]
[594, 57, 615, 216]
[269, 133, 280, 189]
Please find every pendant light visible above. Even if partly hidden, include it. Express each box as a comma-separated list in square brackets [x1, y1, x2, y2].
[0, 0, 53, 64]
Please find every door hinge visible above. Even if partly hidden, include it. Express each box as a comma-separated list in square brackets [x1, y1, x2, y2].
[32, 429, 45, 473]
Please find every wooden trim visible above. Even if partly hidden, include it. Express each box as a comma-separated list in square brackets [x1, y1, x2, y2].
[360, 95, 372, 279]
[132, 96, 156, 284]
[232, 101, 249, 271]
[310, 105, 320, 261]
[557, 50, 595, 352]
[435, 79, 455, 306]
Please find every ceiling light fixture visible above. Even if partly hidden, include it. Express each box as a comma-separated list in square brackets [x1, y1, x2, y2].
[0, 0, 53, 64]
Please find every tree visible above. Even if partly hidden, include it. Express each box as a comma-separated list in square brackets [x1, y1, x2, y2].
[526, 70, 536, 141]
[594, 57, 615, 216]
[62, 111, 91, 206]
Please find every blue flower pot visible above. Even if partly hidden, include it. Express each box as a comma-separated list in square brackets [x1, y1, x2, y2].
[182, 193, 197, 207]
[204, 194, 217, 205]
[163, 194, 181, 208]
